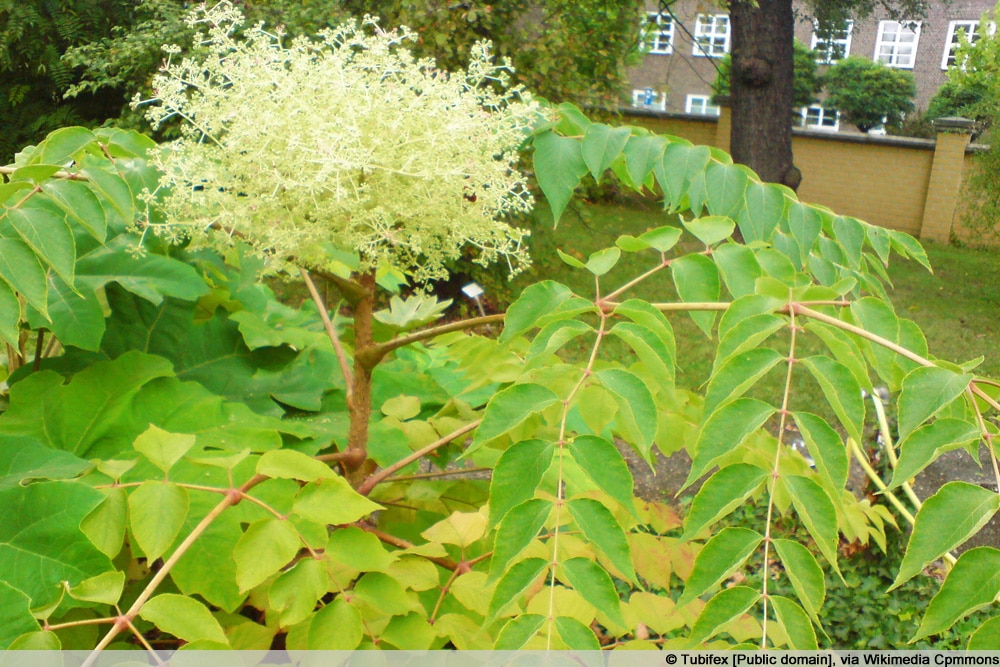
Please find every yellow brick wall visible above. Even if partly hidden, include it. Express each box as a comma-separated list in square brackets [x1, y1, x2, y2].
[793, 135, 934, 238]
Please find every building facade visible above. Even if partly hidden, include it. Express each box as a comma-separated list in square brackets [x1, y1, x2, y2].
[627, 0, 996, 132]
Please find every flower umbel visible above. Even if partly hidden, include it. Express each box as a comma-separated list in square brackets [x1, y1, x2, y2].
[139, 2, 538, 282]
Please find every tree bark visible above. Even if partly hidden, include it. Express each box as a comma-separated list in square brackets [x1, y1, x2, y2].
[729, 0, 801, 190]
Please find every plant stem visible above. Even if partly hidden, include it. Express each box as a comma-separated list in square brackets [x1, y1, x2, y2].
[369, 313, 505, 363]
[301, 268, 354, 409]
[385, 466, 491, 482]
[356, 420, 481, 496]
[760, 293, 800, 650]
[345, 270, 377, 487]
[546, 309, 608, 650]
[967, 386, 1000, 492]
[32, 329, 44, 372]
[358, 524, 459, 570]
[870, 393, 924, 513]
[601, 256, 669, 303]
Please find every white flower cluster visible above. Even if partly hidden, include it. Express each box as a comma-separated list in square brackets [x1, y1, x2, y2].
[138, 2, 540, 281]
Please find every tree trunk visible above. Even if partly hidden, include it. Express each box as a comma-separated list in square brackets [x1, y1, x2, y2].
[729, 0, 801, 190]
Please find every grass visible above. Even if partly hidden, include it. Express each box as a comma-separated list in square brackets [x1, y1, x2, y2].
[494, 198, 1000, 422]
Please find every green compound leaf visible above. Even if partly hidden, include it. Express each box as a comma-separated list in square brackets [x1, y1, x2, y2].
[326, 527, 395, 573]
[256, 449, 338, 482]
[489, 439, 555, 527]
[0, 238, 48, 318]
[140, 594, 229, 645]
[713, 242, 763, 299]
[608, 322, 675, 393]
[5, 206, 76, 285]
[594, 368, 657, 457]
[792, 412, 849, 491]
[569, 435, 637, 516]
[738, 181, 785, 244]
[671, 253, 721, 337]
[421, 511, 487, 548]
[894, 482, 1000, 590]
[500, 280, 575, 342]
[307, 598, 363, 650]
[488, 558, 549, 619]
[555, 615, 601, 650]
[0, 583, 39, 650]
[800, 355, 865, 444]
[683, 215, 735, 247]
[913, 547, 1000, 642]
[655, 142, 710, 208]
[495, 614, 546, 650]
[684, 398, 776, 490]
[891, 419, 980, 489]
[681, 464, 768, 542]
[897, 366, 973, 442]
[585, 247, 621, 276]
[34, 126, 97, 164]
[687, 586, 761, 647]
[566, 497, 636, 583]
[773, 539, 826, 625]
[705, 162, 750, 219]
[833, 216, 866, 269]
[771, 595, 818, 649]
[785, 475, 841, 577]
[581, 123, 632, 182]
[680, 527, 763, 605]
[269, 558, 328, 627]
[714, 313, 786, 371]
[561, 557, 626, 627]
[293, 476, 383, 526]
[67, 571, 125, 606]
[0, 436, 90, 489]
[703, 347, 784, 416]
[133, 425, 195, 473]
[0, 278, 19, 346]
[489, 499, 552, 582]
[533, 130, 587, 225]
[234, 518, 301, 592]
[81, 487, 127, 558]
[128, 481, 189, 563]
[41, 178, 107, 242]
[968, 616, 1000, 650]
[0, 481, 110, 610]
[625, 134, 668, 190]
[468, 383, 560, 455]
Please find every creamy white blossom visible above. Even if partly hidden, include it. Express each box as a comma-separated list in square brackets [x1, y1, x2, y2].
[138, 2, 539, 281]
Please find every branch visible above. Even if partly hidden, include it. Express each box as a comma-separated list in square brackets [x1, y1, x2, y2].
[358, 524, 459, 571]
[356, 420, 481, 496]
[300, 268, 354, 408]
[0, 165, 88, 181]
[312, 269, 369, 306]
[84, 474, 267, 662]
[368, 313, 505, 363]
[793, 304, 935, 368]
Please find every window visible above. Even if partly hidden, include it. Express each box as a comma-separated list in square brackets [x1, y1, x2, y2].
[811, 19, 853, 63]
[641, 12, 674, 55]
[942, 20, 996, 69]
[795, 105, 840, 131]
[632, 88, 667, 111]
[693, 14, 730, 57]
[686, 94, 720, 116]
[874, 20, 921, 69]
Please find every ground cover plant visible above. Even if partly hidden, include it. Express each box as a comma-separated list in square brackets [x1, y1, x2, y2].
[2, 2, 1000, 653]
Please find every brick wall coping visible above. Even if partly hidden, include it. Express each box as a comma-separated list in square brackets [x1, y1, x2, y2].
[619, 107, 990, 153]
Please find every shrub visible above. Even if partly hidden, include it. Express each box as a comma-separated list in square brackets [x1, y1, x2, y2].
[824, 56, 916, 132]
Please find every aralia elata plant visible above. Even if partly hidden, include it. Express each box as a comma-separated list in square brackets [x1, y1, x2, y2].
[1, 0, 999, 653]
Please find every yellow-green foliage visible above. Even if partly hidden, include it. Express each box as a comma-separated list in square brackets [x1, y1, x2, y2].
[139, 2, 539, 281]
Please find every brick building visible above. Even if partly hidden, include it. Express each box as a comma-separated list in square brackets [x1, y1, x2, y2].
[627, 0, 996, 132]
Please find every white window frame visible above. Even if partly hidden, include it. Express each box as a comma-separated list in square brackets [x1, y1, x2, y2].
[942, 20, 997, 69]
[632, 89, 667, 111]
[641, 12, 674, 55]
[796, 105, 840, 131]
[811, 19, 853, 64]
[685, 94, 721, 117]
[874, 20, 922, 69]
[693, 14, 730, 58]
